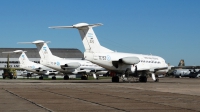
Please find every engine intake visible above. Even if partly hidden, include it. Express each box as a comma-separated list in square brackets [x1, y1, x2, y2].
[119, 57, 140, 65]
[61, 62, 81, 69]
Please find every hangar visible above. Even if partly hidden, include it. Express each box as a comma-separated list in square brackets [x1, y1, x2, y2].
[0, 48, 83, 76]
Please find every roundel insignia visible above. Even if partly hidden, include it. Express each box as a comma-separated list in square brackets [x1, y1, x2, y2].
[32, 65, 35, 69]
[106, 55, 111, 61]
[57, 62, 60, 66]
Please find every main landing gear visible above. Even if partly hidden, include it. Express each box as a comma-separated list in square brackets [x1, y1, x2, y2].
[151, 73, 159, 82]
[52, 76, 56, 80]
[139, 76, 147, 82]
[81, 75, 88, 80]
[64, 75, 69, 80]
[111, 75, 152, 83]
[112, 76, 119, 82]
[39, 76, 43, 80]
[110, 70, 159, 83]
[93, 73, 99, 80]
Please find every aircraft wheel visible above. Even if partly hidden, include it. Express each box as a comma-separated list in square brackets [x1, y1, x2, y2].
[10, 75, 13, 79]
[39, 76, 43, 80]
[64, 75, 69, 80]
[81, 76, 88, 80]
[9, 73, 13, 79]
[139, 76, 147, 82]
[52, 76, 56, 80]
[155, 78, 159, 82]
[27, 73, 31, 79]
[112, 76, 119, 82]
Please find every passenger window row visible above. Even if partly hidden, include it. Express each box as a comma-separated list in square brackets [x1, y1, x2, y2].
[140, 60, 161, 64]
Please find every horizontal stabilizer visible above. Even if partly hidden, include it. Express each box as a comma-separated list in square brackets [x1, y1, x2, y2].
[2, 50, 26, 54]
[18, 40, 50, 44]
[49, 23, 103, 29]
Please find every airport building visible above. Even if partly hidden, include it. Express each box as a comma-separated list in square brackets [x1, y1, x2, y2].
[0, 48, 83, 76]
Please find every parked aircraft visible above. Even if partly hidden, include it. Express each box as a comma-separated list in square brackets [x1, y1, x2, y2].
[3, 50, 58, 79]
[173, 69, 200, 78]
[172, 60, 200, 78]
[49, 23, 169, 82]
[18, 41, 107, 80]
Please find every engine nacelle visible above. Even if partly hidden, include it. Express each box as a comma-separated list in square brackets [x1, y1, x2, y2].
[119, 57, 140, 65]
[61, 62, 81, 69]
[43, 70, 58, 75]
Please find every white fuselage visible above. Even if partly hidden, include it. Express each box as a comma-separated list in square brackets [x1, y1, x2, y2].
[173, 69, 190, 77]
[173, 69, 200, 77]
[84, 52, 168, 74]
[20, 61, 54, 75]
[40, 57, 106, 74]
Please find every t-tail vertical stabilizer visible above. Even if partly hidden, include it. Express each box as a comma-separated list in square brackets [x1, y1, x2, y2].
[32, 40, 53, 60]
[3, 50, 30, 67]
[18, 40, 59, 60]
[49, 23, 113, 53]
[18, 51, 29, 65]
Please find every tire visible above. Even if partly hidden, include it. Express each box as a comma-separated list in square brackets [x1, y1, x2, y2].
[139, 76, 147, 82]
[27, 73, 30, 79]
[112, 76, 119, 82]
[144, 76, 147, 82]
[39, 76, 43, 80]
[155, 78, 159, 82]
[64, 75, 69, 80]
[81, 76, 88, 80]
[10, 75, 13, 79]
[52, 76, 56, 80]
[9, 73, 13, 79]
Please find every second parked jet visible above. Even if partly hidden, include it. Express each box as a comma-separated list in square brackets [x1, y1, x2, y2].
[18, 40, 107, 80]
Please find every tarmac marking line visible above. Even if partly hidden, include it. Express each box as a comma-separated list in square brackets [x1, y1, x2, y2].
[2, 88, 54, 112]
[37, 88, 129, 112]
[63, 86, 198, 112]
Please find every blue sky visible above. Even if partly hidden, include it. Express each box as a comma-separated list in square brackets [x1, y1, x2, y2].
[0, 0, 199, 66]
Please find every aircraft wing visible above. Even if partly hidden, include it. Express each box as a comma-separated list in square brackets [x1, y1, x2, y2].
[154, 67, 169, 71]
[171, 66, 200, 69]
[136, 67, 168, 72]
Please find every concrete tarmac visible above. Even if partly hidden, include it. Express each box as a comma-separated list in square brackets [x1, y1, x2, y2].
[0, 77, 200, 112]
